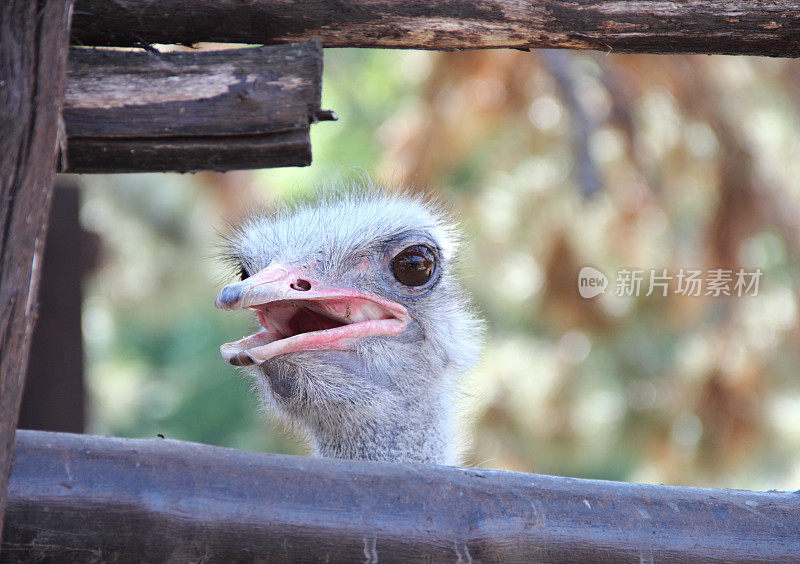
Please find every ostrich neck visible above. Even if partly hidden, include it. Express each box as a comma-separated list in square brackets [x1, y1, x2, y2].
[308, 385, 456, 465]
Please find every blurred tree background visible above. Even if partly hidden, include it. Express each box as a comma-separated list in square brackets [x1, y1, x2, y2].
[72, 48, 800, 491]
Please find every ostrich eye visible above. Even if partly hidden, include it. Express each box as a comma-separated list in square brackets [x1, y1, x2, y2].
[239, 265, 250, 281]
[392, 245, 436, 287]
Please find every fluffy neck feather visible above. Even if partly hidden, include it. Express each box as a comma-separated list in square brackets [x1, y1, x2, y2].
[305, 379, 457, 465]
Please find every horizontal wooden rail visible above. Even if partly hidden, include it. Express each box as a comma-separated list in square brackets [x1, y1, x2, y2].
[3, 430, 800, 562]
[70, 0, 800, 57]
[61, 42, 335, 173]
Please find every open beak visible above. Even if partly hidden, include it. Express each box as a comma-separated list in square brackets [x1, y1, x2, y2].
[215, 264, 410, 366]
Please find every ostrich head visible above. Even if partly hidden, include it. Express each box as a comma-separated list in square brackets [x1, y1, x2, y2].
[216, 191, 483, 464]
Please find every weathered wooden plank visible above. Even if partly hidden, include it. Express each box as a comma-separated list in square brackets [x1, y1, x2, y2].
[3, 430, 800, 562]
[70, 0, 800, 57]
[61, 42, 333, 173]
[65, 45, 321, 138]
[0, 0, 74, 549]
[65, 131, 311, 173]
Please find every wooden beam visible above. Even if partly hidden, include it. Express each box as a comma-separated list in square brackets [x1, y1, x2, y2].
[70, 0, 800, 57]
[4, 431, 800, 562]
[61, 42, 334, 173]
[65, 132, 313, 174]
[0, 0, 74, 548]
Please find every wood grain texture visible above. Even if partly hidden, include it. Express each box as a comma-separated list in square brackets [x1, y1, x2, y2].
[4, 430, 800, 562]
[61, 42, 331, 173]
[0, 0, 73, 548]
[70, 0, 800, 56]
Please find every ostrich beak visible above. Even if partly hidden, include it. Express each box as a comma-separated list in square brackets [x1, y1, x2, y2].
[215, 264, 410, 366]
[215, 263, 299, 311]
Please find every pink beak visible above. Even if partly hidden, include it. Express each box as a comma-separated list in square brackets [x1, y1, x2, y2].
[215, 263, 410, 366]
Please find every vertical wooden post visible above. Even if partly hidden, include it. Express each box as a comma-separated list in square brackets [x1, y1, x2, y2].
[0, 0, 74, 546]
[19, 180, 90, 435]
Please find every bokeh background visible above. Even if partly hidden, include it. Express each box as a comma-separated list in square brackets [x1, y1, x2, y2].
[43, 49, 800, 490]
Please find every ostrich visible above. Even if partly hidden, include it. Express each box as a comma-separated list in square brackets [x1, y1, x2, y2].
[215, 190, 483, 465]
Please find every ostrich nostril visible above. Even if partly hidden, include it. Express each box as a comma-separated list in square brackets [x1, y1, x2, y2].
[291, 279, 312, 291]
